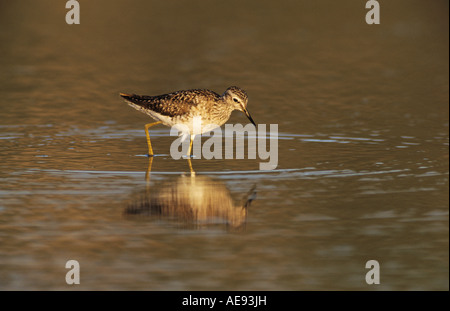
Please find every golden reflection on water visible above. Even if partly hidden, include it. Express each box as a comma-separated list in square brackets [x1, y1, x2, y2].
[125, 158, 257, 230]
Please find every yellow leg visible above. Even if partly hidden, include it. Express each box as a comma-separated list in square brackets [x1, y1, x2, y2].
[186, 135, 195, 176]
[187, 134, 195, 157]
[144, 121, 162, 156]
[187, 158, 195, 176]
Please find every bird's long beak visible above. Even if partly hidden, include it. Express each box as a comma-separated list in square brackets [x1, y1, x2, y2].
[242, 106, 256, 127]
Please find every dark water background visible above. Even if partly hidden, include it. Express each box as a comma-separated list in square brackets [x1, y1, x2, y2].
[0, 0, 448, 290]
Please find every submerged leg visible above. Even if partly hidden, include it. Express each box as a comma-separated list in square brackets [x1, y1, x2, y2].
[187, 158, 195, 176]
[144, 121, 162, 156]
[145, 156, 153, 184]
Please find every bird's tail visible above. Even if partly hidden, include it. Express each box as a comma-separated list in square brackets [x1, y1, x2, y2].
[120, 92, 139, 103]
[120, 92, 152, 108]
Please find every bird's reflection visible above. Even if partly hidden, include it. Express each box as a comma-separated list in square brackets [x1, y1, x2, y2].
[125, 158, 256, 230]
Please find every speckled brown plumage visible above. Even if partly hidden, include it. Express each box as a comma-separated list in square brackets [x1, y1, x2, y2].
[120, 86, 255, 156]
[121, 86, 254, 128]
[120, 89, 220, 117]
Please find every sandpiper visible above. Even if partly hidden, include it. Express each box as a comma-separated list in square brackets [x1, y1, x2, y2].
[120, 86, 256, 157]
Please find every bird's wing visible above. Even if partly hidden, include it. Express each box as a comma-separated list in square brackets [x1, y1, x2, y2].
[120, 89, 220, 117]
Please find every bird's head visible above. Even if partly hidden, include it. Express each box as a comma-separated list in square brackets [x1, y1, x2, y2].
[223, 86, 256, 126]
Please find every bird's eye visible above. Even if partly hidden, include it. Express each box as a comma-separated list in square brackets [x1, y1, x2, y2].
[233, 98, 239, 103]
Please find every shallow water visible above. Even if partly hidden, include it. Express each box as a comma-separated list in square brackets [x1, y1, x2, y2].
[0, 1, 448, 290]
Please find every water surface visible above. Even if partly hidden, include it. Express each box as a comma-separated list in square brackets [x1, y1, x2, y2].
[0, 0, 448, 290]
